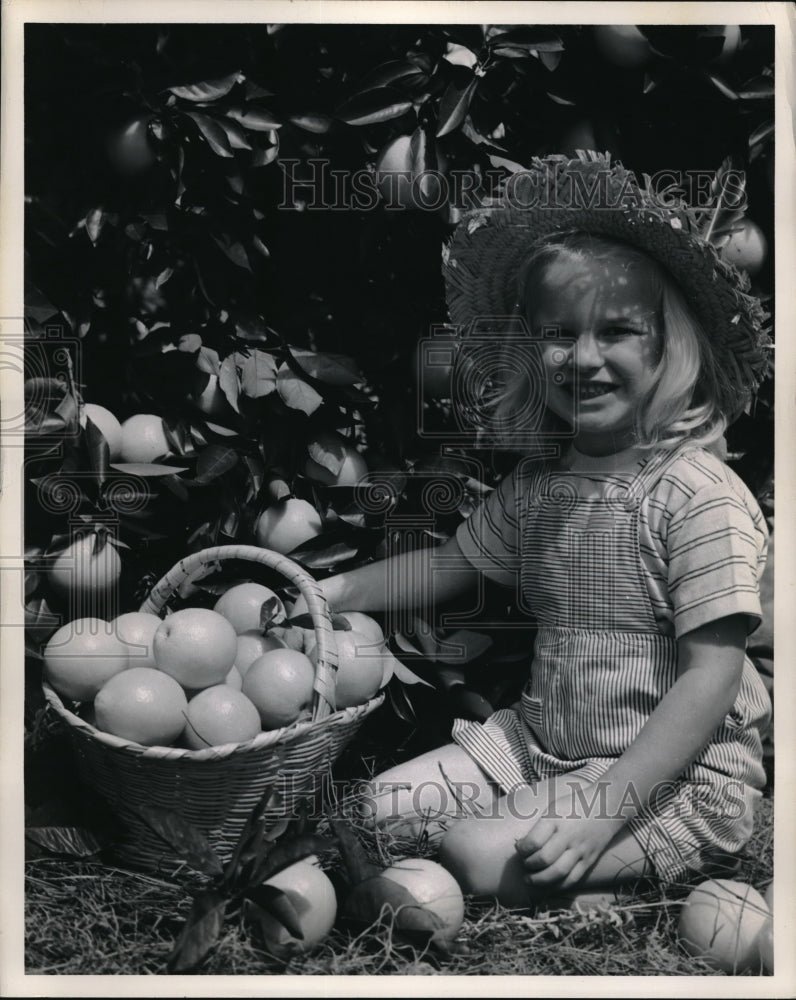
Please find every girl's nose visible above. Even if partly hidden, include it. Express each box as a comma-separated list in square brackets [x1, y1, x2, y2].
[572, 330, 603, 369]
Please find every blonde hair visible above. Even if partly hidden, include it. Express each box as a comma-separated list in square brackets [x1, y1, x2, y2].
[489, 233, 727, 453]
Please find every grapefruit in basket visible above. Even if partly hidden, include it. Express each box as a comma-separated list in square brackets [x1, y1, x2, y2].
[213, 582, 285, 635]
[111, 611, 160, 669]
[182, 684, 262, 749]
[329, 628, 387, 709]
[337, 611, 385, 646]
[94, 666, 188, 746]
[153, 607, 238, 689]
[233, 630, 287, 677]
[241, 648, 315, 729]
[43, 618, 128, 702]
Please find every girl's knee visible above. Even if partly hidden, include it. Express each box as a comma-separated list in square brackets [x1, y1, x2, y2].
[439, 814, 532, 909]
[356, 744, 498, 838]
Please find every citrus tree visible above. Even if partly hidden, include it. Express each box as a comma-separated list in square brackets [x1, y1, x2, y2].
[24, 22, 775, 755]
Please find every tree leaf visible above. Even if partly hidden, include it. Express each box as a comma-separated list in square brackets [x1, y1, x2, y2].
[136, 805, 225, 877]
[342, 874, 446, 940]
[276, 363, 323, 415]
[536, 49, 563, 72]
[738, 76, 775, 101]
[706, 74, 739, 101]
[307, 435, 344, 476]
[335, 88, 413, 126]
[436, 76, 479, 138]
[353, 59, 429, 93]
[211, 235, 252, 271]
[54, 389, 79, 429]
[186, 111, 235, 156]
[487, 26, 564, 52]
[446, 685, 494, 723]
[195, 444, 238, 484]
[285, 612, 352, 632]
[259, 596, 285, 631]
[748, 119, 774, 149]
[251, 145, 280, 168]
[218, 354, 242, 413]
[409, 125, 442, 203]
[222, 784, 283, 888]
[432, 629, 494, 665]
[85, 207, 106, 244]
[226, 105, 283, 130]
[246, 887, 305, 941]
[178, 333, 202, 353]
[253, 834, 338, 886]
[329, 818, 382, 885]
[169, 73, 239, 102]
[241, 350, 278, 398]
[292, 350, 363, 386]
[109, 462, 189, 476]
[288, 112, 332, 134]
[390, 657, 435, 688]
[162, 418, 195, 458]
[84, 415, 110, 487]
[288, 541, 359, 569]
[25, 825, 105, 858]
[251, 235, 270, 258]
[153, 474, 185, 502]
[167, 891, 228, 973]
[197, 345, 222, 375]
[215, 117, 252, 151]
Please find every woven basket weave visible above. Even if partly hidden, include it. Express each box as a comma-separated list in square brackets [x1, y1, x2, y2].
[43, 544, 385, 873]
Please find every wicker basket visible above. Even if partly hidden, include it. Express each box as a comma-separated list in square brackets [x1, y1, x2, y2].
[42, 544, 385, 873]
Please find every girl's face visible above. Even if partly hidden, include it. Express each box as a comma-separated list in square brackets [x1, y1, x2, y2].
[527, 251, 663, 455]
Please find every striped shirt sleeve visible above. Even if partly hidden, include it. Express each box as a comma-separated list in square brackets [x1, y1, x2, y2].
[455, 463, 525, 588]
[666, 480, 768, 638]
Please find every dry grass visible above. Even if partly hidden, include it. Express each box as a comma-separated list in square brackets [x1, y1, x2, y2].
[24, 789, 774, 978]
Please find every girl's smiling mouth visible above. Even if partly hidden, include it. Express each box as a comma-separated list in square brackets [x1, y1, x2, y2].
[562, 381, 618, 401]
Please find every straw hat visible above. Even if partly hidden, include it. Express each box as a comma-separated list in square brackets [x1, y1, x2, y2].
[442, 152, 772, 421]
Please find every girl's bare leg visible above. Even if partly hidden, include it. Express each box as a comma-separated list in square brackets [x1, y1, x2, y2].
[359, 743, 502, 842]
[439, 776, 652, 908]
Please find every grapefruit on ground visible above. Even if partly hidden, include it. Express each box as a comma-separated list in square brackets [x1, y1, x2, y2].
[678, 878, 770, 973]
[257, 857, 337, 954]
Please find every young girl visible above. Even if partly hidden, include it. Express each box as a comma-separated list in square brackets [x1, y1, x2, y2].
[299, 154, 773, 905]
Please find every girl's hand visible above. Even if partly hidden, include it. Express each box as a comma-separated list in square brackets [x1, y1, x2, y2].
[514, 783, 626, 890]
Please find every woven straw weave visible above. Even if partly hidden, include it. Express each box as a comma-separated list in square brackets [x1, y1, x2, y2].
[43, 544, 385, 873]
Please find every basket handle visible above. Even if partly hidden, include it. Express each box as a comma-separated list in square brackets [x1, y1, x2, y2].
[138, 544, 338, 721]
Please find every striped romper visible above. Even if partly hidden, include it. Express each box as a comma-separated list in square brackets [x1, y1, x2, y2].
[452, 441, 772, 883]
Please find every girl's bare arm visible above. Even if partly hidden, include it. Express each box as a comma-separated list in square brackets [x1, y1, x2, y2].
[293, 532, 481, 616]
